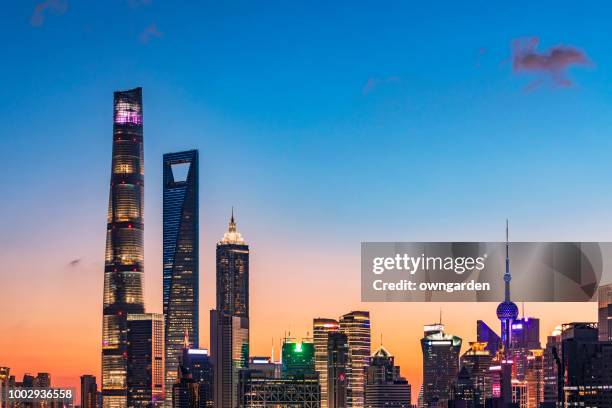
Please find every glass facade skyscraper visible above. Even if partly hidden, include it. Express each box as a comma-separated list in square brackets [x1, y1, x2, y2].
[81, 375, 98, 408]
[598, 283, 612, 341]
[420, 324, 461, 407]
[313, 318, 339, 408]
[365, 346, 411, 408]
[339, 311, 371, 408]
[212, 213, 249, 408]
[126, 313, 165, 408]
[216, 211, 249, 318]
[163, 150, 199, 405]
[103, 87, 146, 408]
[327, 332, 349, 408]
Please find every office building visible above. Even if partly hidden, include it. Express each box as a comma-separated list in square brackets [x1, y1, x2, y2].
[327, 333, 348, 408]
[542, 326, 561, 405]
[510, 317, 540, 381]
[598, 283, 612, 341]
[81, 375, 98, 408]
[0, 367, 10, 408]
[524, 349, 543, 408]
[339, 311, 371, 408]
[126, 313, 165, 408]
[313, 318, 339, 408]
[102, 87, 146, 408]
[211, 311, 249, 408]
[476, 321, 501, 356]
[449, 366, 475, 408]
[172, 348, 213, 408]
[365, 346, 411, 408]
[281, 339, 316, 378]
[216, 211, 249, 318]
[163, 149, 199, 406]
[460, 342, 493, 406]
[238, 341, 320, 408]
[211, 213, 250, 408]
[561, 322, 612, 407]
[420, 324, 462, 407]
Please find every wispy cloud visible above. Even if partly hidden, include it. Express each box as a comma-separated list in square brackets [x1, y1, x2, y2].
[511, 37, 589, 90]
[68, 258, 81, 267]
[30, 0, 68, 27]
[139, 23, 162, 44]
[362, 76, 401, 95]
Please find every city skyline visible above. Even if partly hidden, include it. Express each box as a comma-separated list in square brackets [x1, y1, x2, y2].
[4, 2, 612, 406]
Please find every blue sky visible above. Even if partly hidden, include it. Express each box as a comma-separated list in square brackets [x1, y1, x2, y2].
[2, 0, 612, 260]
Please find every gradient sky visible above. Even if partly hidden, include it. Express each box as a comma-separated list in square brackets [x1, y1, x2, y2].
[2, 1, 612, 404]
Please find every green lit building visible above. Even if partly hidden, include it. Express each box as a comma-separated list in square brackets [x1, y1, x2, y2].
[282, 340, 316, 378]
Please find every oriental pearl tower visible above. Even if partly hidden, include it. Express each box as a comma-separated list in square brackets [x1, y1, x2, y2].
[496, 220, 518, 405]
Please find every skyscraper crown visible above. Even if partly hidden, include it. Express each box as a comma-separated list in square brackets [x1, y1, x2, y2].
[219, 208, 245, 244]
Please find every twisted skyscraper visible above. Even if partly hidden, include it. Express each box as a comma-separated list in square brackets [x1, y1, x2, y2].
[102, 87, 146, 408]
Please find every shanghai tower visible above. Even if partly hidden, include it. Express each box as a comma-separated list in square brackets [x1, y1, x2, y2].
[102, 87, 145, 408]
[162, 149, 199, 406]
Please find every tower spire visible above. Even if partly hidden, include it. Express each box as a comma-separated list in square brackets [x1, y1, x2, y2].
[229, 207, 236, 232]
[504, 219, 511, 302]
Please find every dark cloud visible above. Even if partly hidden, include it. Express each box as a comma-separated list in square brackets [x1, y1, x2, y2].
[30, 0, 68, 27]
[139, 23, 162, 44]
[68, 258, 81, 267]
[512, 37, 589, 89]
[362, 76, 401, 94]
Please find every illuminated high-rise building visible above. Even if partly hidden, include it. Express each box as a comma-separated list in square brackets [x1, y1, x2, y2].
[212, 213, 249, 408]
[281, 339, 316, 378]
[510, 316, 541, 382]
[327, 332, 349, 408]
[420, 324, 461, 407]
[365, 346, 411, 408]
[126, 313, 165, 408]
[525, 349, 544, 408]
[102, 87, 146, 408]
[313, 318, 339, 408]
[598, 283, 612, 341]
[476, 321, 501, 356]
[460, 341, 493, 405]
[542, 326, 562, 405]
[561, 322, 612, 407]
[449, 366, 475, 407]
[216, 210, 249, 318]
[0, 367, 10, 408]
[163, 149, 199, 405]
[81, 375, 98, 408]
[495, 221, 518, 406]
[339, 311, 371, 408]
[172, 348, 213, 408]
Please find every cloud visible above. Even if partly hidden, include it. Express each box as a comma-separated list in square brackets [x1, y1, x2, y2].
[362, 76, 401, 94]
[30, 0, 68, 27]
[68, 258, 81, 267]
[139, 23, 162, 44]
[511, 37, 589, 89]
